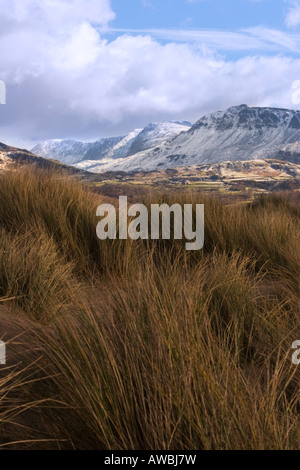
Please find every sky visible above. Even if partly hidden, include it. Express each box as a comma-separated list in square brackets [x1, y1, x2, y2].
[0, 0, 300, 149]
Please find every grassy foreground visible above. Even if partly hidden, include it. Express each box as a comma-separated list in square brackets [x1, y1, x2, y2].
[0, 167, 299, 450]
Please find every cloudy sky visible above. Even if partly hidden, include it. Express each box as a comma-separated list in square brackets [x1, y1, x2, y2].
[0, 0, 300, 149]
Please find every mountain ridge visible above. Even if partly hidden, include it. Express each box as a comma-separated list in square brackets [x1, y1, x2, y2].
[31, 104, 300, 173]
[32, 120, 191, 167]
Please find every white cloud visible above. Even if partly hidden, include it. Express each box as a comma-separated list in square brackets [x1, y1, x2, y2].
[54, 22, 106, 69]
[0, 0, 300, 147]
[0, 0, 115, 28]
[244, 26, 300, 51]
[285, 0, 300, 28]
[111, 27, 300, 52]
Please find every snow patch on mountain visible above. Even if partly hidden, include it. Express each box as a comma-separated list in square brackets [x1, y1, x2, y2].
[126, 121, 191, 155]
[32, 137, 124, 166]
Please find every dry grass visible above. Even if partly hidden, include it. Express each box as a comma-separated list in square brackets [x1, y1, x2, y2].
[0, 167, 299, 449]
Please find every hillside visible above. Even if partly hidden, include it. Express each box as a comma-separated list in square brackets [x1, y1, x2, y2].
[1, 140, 299, 196]
[96, 158, 300, 198]
[0, 141, 94, 178]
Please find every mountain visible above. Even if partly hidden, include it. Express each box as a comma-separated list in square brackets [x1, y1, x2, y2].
[74, 104, 300, 173]
[30, 105, 300, 173]
[32, 121, 192, 168]
[31, 137, 124, 166]
[159, 104, 300, 166]
[74, 129, 143, 170]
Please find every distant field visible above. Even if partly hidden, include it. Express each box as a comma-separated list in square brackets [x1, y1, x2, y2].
[85, 159, 300, 206]
[90, 180, 300, 207]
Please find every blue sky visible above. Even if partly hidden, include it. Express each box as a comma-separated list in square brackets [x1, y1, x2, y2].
[111, 0, 284, 32]
[106, 0, 300, 58]
[0, 0, 300, 148]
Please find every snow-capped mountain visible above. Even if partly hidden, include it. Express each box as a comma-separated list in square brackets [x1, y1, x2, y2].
[32, 106, 300, 173]
[31, 137, 124, 166]
[75, 129, 143, 171]
[32, 121, 191, 168]
[86, 105, 300, 173]
[161, 104, 300, 166]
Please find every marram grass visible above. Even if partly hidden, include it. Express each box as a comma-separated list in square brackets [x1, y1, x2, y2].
[0, 167, 299, 449]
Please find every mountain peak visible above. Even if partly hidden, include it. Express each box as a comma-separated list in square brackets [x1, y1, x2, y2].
[190, 104, 300, 132]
